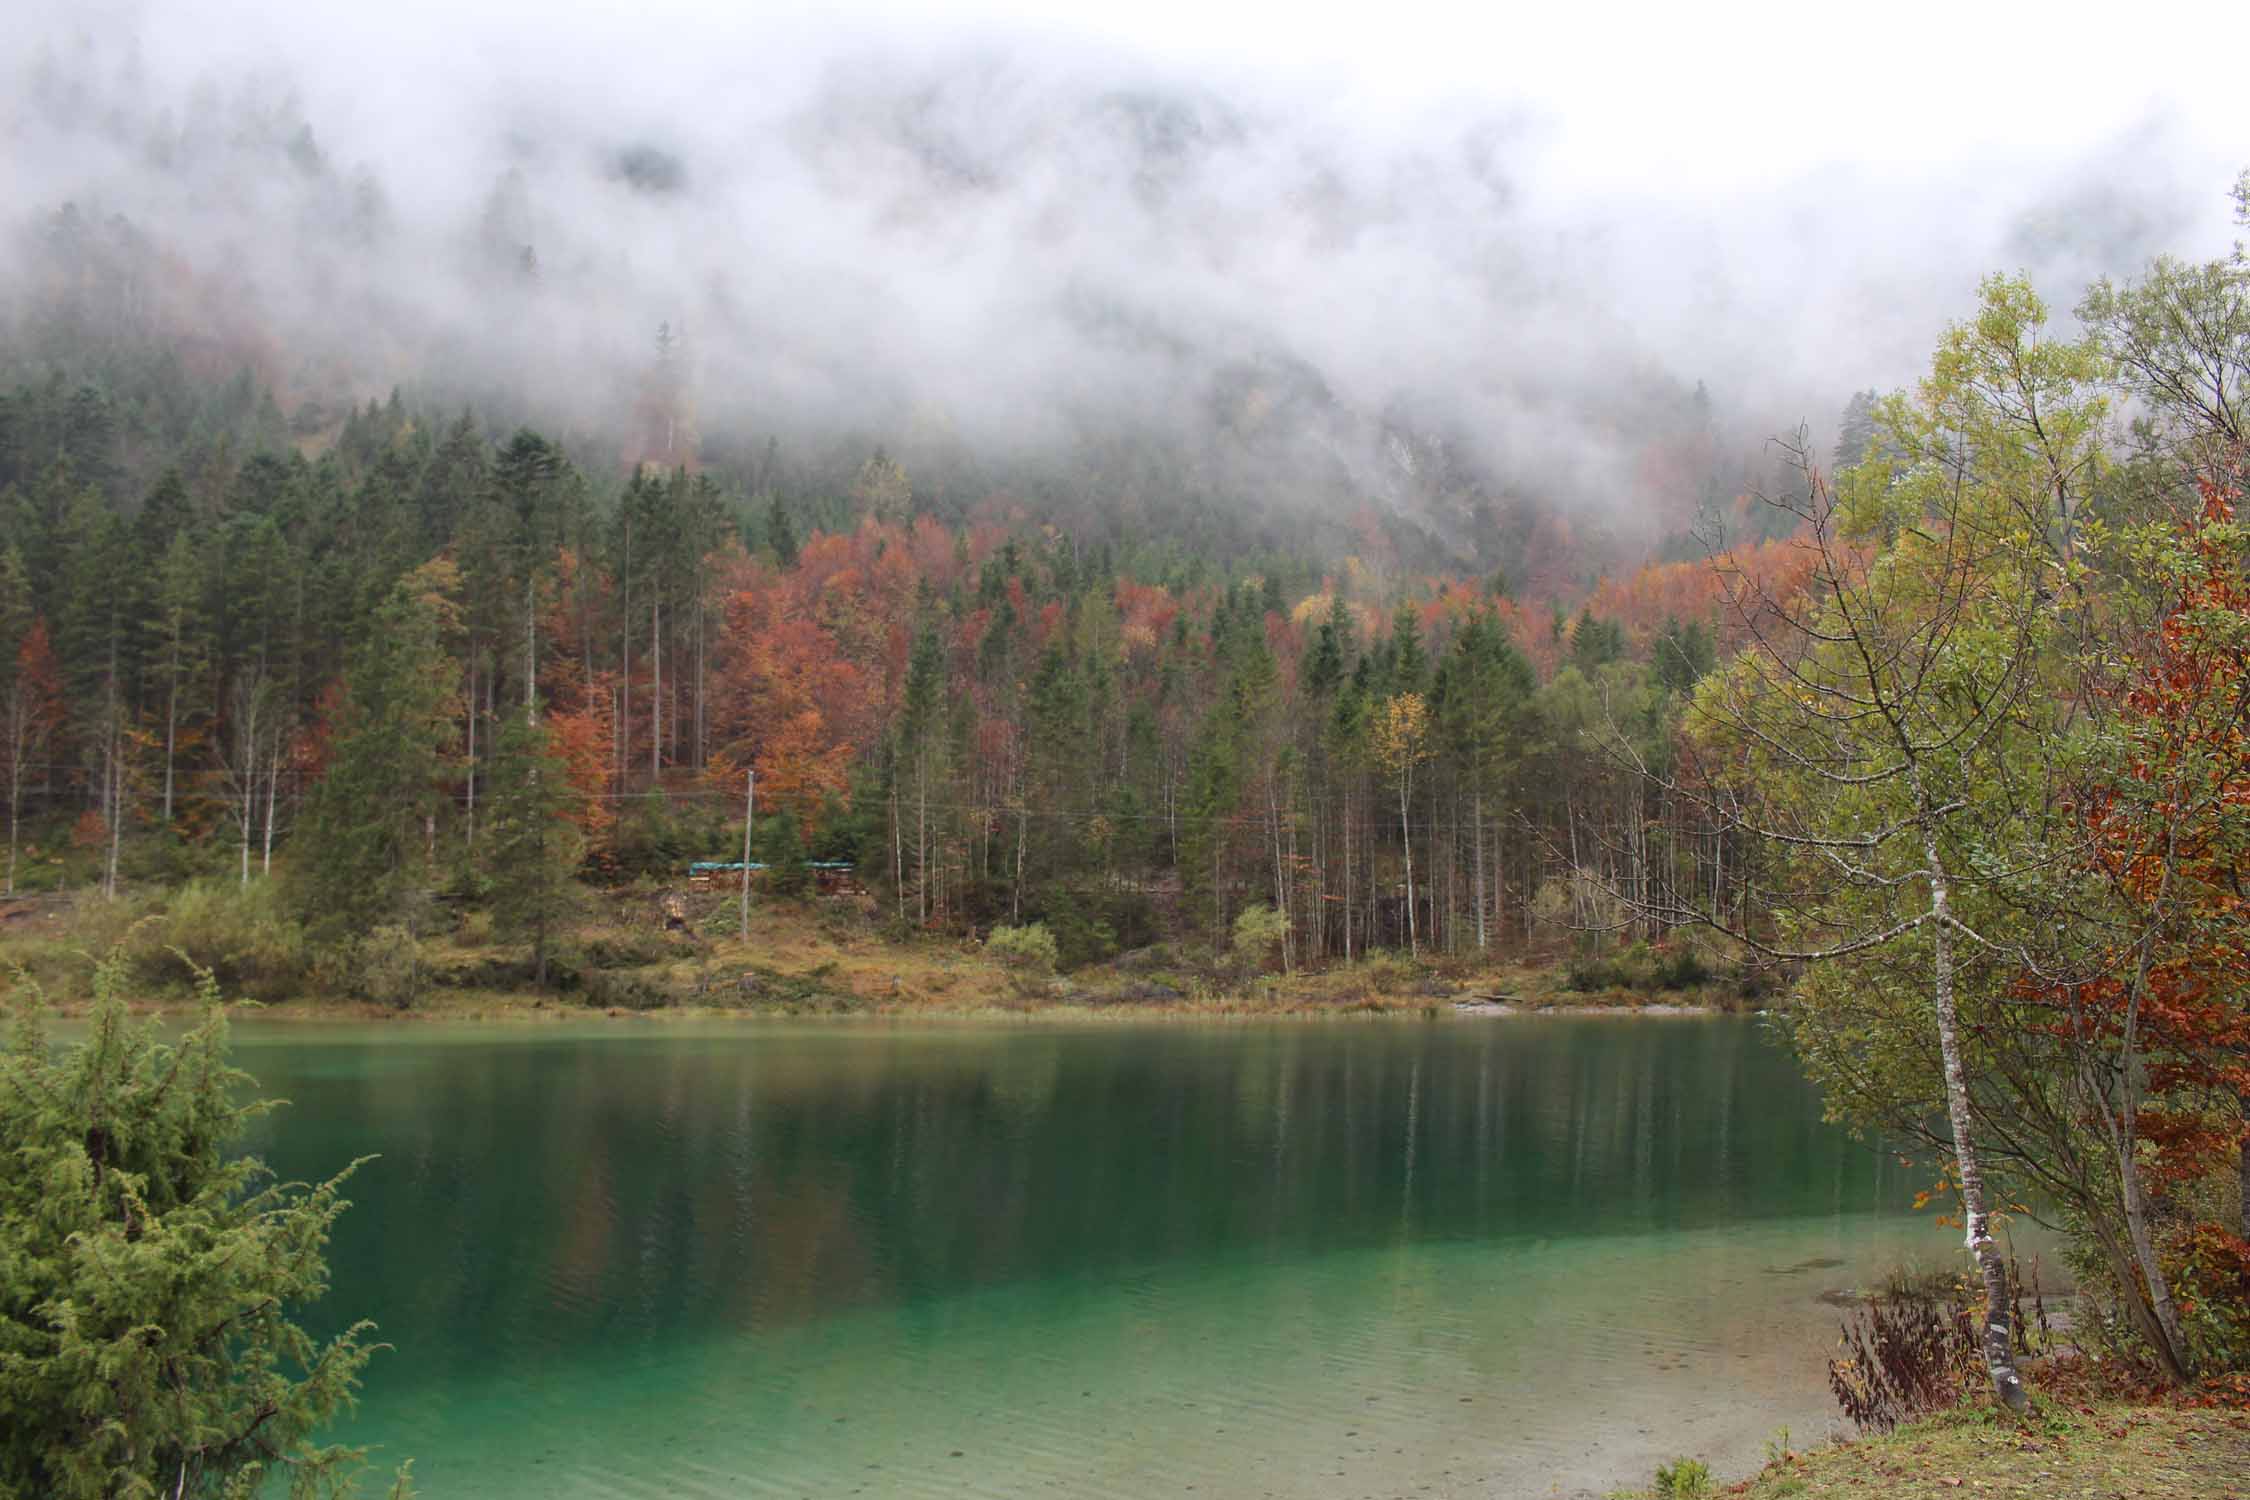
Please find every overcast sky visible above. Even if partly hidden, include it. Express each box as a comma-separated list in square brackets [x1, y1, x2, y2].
[5, 0, 2244, 531]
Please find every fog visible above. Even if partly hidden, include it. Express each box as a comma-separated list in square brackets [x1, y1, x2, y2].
[4, 0, 2243, 556]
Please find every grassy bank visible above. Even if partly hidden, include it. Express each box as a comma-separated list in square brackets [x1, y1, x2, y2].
[1722, 1397, 2249, 1499]
[0, 879, 1762, 1021]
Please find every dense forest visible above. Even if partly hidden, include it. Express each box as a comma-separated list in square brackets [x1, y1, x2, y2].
[0, 126, 1835, 974]
[0, 311, 1815, 971]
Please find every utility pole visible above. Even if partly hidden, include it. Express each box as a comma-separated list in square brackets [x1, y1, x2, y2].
[740, 767, 754, 941]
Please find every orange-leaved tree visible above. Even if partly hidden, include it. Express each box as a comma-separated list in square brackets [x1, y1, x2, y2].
[2045, 473, 2250, 1376]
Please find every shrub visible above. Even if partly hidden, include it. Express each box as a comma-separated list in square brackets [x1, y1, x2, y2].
[582, 933, 668, 969]
[582, 970, 673, 1011]
[1653, 1457, 1713, 1498]
[0, 952, 406, 1498]
[130, 878, 307, 1001]
[1529, 877, 1573, 949]
[1652, 944, 1710, 989]
[1563, 954, 1626, 992]
[1232, 903, 1291, 969]
[608, 792, 728, 882]
[1562, 941, 1714, 995]
[986, 923, 1059, 974]
[1041, 887, 1118, 970]
[1827, 1284, 1983, 1432]
[441, 864, 494, 906]
[2175, 1223, 2250, 1375]
[314, 923, 428, 1010]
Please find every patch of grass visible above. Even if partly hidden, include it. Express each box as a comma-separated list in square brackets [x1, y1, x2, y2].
[1737, 1399, 2249, 1500]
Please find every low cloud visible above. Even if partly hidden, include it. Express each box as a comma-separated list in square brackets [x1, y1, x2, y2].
[4, 0, 2241, 558]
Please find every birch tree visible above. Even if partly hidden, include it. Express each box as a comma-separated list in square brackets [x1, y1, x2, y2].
[217, 669, 272, 888]
[1652, 280, 2112, 1411]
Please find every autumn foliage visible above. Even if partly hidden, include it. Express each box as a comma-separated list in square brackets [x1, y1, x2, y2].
[2017, 475, 2250, 1368]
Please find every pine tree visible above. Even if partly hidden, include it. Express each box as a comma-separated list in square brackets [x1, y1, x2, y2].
[1833, 388, 1880, 473]
[1652, 615, 1715, 695]
[760, 805, 810, 897]
[147, 531, 209, 826]
[293, 572, 460, 943]
[1302, 597, 1347, 697]
[482, 708, 582, 987]
[1388, 602, 1426, 693]
[764, 493, 799, 568]
[1182, 683, 1248, 947]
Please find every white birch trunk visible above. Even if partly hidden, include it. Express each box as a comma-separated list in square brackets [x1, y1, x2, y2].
[1922, 817, 2028, 1413]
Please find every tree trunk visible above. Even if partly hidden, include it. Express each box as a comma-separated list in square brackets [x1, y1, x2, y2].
[1284, 783, 1299, 973]
[619, 521, 632, 787]
[2100, 959, 2195, 1379]
[1012, 800, 1026, 925]
[2239, 1090, 2250, 1243]
[163, 679, 178, 825]
[261, 731, 279, 876]
[465, 653, 478, 851]
[526, 573, 537, 716]
[890, 775, 904, 926]
[1474, 786, 1487, 951]
[103, 722, 124, 902]
[2114, 1144, 2193, 1380]
[1398, 776, 1417, 958]
[1342, 790, 1354, 962]
[1924, 826, 2029, 1413]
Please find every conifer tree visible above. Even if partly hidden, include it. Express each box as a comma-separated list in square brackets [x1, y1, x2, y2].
[0, 954, 407, 1499]
[293, 570, 460, 942]
[764, 493, 799, 567]
[482, 708, 582, 987]
[148, 530, 209, 825]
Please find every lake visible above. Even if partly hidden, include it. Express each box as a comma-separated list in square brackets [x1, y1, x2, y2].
[229, 1016, 1984, 1498]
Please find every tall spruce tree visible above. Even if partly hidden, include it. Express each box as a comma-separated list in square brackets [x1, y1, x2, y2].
[293, 570, 459, 943]
[482, 708, 582, 987]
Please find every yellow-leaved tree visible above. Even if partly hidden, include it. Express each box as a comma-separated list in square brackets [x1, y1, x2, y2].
[1371, 692, 1431, 956]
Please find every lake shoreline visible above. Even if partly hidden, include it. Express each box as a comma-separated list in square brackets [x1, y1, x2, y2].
[59, 990, 1740, 1025]
[5, 888, 1769, 1028]
[4, 885, 1777, 1028]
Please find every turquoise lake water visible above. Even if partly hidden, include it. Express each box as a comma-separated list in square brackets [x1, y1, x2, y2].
[226, 1017, 1991, 1498]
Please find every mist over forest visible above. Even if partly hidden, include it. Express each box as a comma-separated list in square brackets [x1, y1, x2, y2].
[6, 0, 2239, 576]
[4, 8, 2250, 1492]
